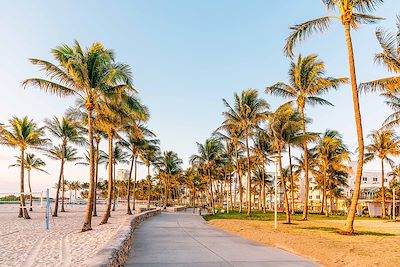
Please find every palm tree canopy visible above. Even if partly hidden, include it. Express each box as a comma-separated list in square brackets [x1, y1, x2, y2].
[44, 115, 85, 145]
[47, 145, 81, 162]
[268, 104, 303, 151]
[190, 138, 225, 170]
[364, 129, 400, 165]
[0, 116, 48, 150]
[284, 0, 384, 58]
[266, 54, 348, 110]
[9, 153, 48, 173]
[155, 151, 183, 176]
[360, 16, 400, 93]
[221, 89, 270, 135]
[23, 41, 135, 105]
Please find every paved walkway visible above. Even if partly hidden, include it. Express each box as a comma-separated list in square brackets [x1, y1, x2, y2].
[126, 211, 318, 267]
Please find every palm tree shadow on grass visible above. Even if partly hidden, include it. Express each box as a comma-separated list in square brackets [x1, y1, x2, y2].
[301, 226, 396, 236]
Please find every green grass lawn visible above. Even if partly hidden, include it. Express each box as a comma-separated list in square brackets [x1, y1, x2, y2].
[203, 210, 380, 222]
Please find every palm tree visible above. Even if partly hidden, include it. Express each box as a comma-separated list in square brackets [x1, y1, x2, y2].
[364, 129, 400, 218]
[155, 151, 183, 209]
[121, 122, 153, 214]
[68, 181, 81, 201]
[252, 130, 273, 213]
[23, 41, 134, 231]
[111, 143, 130, 211]
[221, 89, 269, 216]
[284, 0, 383, 234]
[47, 145, 81, 215]
[268, 105, 302, 224]
[313, 130, 350, 216]
[266, 54, 347, 219]
[0, 117, 47, 218]
[9, 153, 48, 211]
[139, 140, 160, 209]
[44, 115, 84, 214]
[190, 138, 225, 214]
[97, 95, 143, 224]
[214, 127, 245, 212]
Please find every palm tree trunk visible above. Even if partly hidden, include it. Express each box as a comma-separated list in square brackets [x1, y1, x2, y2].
[133, 157, 137, 210]
[381, 158, 386, 218]
[288, 145, 295, 214]
[321, 162, 327, 216]
[147, 165, 151, 209]
[100, 133, 113, 225]
[300, 107, 309, 220]
[61, 173, 65, 212]
[343, 23, 365, 234]
[229, 173, 233, 212]
[19, 149, 30, 219]
[112, 163, 116, 211]
[208, 168, 215, 214]
[278, 148, 290, 224]
[93, 138, 100, 217]
[53, 145, 65, 217]
[235, 145, 243, 213]
[262, 159, 266, 213]
[82, 106, 96, 232]
[28, 170, 33, 211]
[127, 158, 134, 215]
[245, 133, 252, 217]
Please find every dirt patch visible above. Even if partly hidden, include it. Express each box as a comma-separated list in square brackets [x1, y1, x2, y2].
[208, 219, 400, 267]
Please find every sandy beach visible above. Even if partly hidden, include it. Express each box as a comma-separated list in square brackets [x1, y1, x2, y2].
[0, 203, 131, 267]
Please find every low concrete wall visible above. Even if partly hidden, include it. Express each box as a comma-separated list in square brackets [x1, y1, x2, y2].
[165, 206, 186, 212]
[85, 208, 161, 267]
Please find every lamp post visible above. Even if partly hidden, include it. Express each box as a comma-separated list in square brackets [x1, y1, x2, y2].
[393, 188, 396, 220]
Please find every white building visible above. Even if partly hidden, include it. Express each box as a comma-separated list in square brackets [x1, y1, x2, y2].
[116, 169, 130, 181]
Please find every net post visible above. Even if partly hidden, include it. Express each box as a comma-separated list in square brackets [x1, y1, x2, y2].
[45, 188, 50, 230]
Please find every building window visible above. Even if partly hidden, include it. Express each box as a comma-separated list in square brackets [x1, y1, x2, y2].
[362, 177, 368, 182]
[316, 195, 320, 199]
[385, 179, 388, 182]
[310, 186, 313, 190]
[309, 196, 312, 199]
[373, 177, 378, 182]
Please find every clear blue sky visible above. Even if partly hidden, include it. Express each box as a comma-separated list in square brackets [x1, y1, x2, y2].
[0, 0, 398, 193]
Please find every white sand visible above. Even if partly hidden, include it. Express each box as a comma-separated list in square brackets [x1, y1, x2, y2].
[0, 203, 132, 267]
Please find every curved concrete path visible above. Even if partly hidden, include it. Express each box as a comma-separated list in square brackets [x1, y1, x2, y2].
[126, 211, 318, 267]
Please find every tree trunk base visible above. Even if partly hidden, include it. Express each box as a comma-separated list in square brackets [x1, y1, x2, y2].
[81, 223, 92, 232]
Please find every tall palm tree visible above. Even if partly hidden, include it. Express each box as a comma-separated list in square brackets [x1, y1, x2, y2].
[47, 145, 81, 215]
[268, 105, 302, 224]
[221, 89, 269, 216]
[97, 95, 143, 224]
[364, 129, 400, 218]
[266, 54, 347, 219]
[111, 143, 130, 211]
[0, 117, 47, 218]
[214, 127, 245, 212]
[190, 138, 225, 214]
[252, 130, 273, 213]
[44, 116, 84, 214]
[121, 122, 154, 214]
[155, 151, 183, 209]
[284, 0, 383, 234]
[313, 130, 350, 216]
[23, 41, 134, 231]
[139, 140, 160, 209]
[9, 153, 48, 211]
